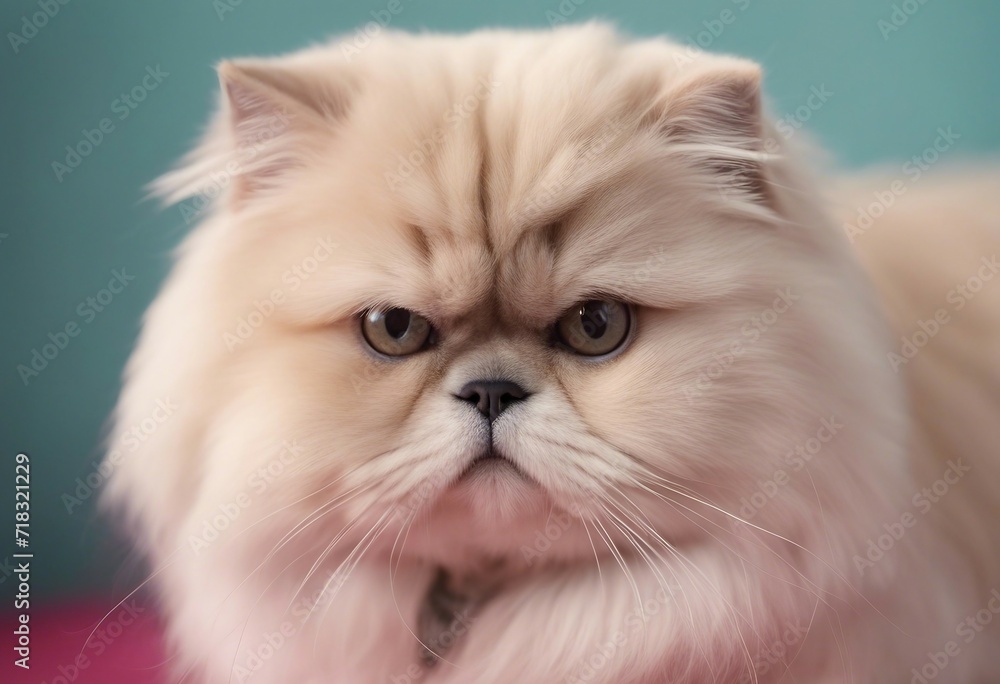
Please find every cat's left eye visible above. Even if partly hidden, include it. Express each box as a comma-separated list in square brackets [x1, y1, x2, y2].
[555, 300, 633, 357]
[361, 308, 433, 356]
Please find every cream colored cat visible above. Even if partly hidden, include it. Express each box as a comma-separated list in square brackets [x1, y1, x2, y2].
[103, 23, 1000, 683]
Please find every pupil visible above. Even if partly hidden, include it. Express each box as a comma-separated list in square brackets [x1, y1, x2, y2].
[581, 302, 608, 338]
[384, 309, 411, 339]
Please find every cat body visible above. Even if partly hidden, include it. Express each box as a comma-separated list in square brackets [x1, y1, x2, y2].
[104, 24, 1000, 683]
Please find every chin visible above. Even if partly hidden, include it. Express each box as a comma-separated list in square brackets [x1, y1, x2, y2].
[419, 488, 547, 559]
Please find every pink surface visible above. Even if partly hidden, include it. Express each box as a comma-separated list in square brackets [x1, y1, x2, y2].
[5, 600, 168, 684]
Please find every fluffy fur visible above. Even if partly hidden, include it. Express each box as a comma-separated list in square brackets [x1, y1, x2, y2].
[104, 24, 1000, 683]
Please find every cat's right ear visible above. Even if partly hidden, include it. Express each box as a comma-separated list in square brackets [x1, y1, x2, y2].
[152, 59, 355, 207]
[217, 59, 354, 203]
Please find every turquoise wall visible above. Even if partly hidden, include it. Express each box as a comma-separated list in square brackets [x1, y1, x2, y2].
[1, 0, 998, 597]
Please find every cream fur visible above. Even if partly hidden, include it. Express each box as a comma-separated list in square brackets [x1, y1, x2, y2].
[103, 24, 1000, 683]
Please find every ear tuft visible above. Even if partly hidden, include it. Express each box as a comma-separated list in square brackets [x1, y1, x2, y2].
[660, 63, 771, 205]
[151, 58, 354, 210]
[217, 60, 344, 202]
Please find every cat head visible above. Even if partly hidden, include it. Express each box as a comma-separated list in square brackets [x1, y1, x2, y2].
[106, 24, 906, 582]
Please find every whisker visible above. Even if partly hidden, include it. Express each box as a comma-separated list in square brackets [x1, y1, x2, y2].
[579, 515, 605, 596]
[286, 496, 386, 614]
[635, 470, 908, 645]
[226, 545, 318, 684]
[215, 482, 376, 633]
[590, 507, 643, 616]
[80, 549, 182, 661]
[223, 474, 365, 549]
[598, 490, 725, 681]
[633, 475, 833, 601]
[386, 507, 463, 668]
[311, 510, 396, 632]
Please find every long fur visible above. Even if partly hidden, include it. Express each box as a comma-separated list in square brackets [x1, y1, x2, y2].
[103, 24, 1000, 683]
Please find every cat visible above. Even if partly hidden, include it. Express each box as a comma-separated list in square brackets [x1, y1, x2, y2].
[103, 22, 1000, 683]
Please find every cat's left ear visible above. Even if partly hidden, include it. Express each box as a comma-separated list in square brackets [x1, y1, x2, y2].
[657, 62, 770, 205]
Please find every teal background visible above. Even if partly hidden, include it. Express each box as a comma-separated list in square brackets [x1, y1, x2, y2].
[1, 0, 998, 599]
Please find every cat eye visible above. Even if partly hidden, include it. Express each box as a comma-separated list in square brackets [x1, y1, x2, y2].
[361, 308, 433, 356]
[555, 300, 633, 357]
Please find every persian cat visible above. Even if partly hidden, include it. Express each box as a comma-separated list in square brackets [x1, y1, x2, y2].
[104, 23, 1000, 683]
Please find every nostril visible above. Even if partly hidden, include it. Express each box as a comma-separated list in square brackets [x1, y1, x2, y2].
[456, 385, 488, 416]
[455, 379, 530, 422]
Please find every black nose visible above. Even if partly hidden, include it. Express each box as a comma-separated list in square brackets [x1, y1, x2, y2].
[456, 380, 529, 422]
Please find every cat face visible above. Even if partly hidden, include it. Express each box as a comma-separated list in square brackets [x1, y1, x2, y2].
[111, 25, 905, 580]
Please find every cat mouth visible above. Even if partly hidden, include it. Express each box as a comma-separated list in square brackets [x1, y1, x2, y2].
[456, 448, 529, 483]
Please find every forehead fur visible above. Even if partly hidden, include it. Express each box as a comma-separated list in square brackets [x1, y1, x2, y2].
[328, 25, 760, 319]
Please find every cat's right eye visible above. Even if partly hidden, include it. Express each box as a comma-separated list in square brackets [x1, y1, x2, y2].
[361, 308, 433, 356]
